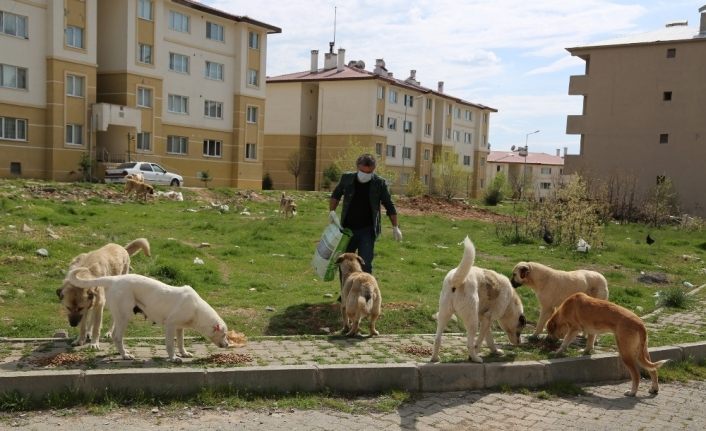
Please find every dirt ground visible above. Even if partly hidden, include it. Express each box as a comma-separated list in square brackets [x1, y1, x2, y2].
[395, 195, 511, 223]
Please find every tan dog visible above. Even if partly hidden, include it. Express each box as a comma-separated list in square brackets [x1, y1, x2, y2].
[125, 172, 145, 183]
[279, 192, 297, 218]
[547, 293, 668, 396]
[335, 253, 381, 337]
[431, 237, 526, 363]
[125, 178, 154, 201]
[56, 238, 151, 348]
[511, 261, 608, 336]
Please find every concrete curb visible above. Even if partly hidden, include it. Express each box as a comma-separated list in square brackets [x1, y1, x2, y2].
[1, 342, 704, 399]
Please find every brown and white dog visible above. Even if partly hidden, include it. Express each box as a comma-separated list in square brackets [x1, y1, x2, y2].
[510, 261, 608, 336]
[335, 253, 382, 337]
[125, 178, 154, 201]
[431, 237, 526, 363]
[279, 192, 297, 218]
[547, 292, 668, 396]
[56, 238, 151, 348]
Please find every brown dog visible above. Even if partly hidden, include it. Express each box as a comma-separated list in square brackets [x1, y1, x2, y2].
[335, 253, 381, 337]
[279, 192, 297, 218]
[125, 178, 154, 201]
[511, 261, 608, 336]
[547, 292, 668, 397]
[56, 238, 151, 348]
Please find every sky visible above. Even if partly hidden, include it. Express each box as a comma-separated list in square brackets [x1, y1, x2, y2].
[205, 0, 702, 156]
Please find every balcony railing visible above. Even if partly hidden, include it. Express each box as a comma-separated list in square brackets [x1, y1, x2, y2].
[566, 115, 585, 135]
[568, 75, 589, 95]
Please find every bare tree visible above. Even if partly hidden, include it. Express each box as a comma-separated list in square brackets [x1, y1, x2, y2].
[287, 151, 302, 190]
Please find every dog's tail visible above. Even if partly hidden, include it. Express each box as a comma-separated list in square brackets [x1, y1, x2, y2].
[67, 266, 118, 290]
[638, 335, 669, 370]
[124, 238, 151, 257]
[358, 283, 375, 314]
[451, 236, 476, 288]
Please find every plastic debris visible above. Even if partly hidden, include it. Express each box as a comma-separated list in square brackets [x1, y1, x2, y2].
[193, 257, 204, 265]
[576, 238, 591, 253]
[36, 248, 49, 257]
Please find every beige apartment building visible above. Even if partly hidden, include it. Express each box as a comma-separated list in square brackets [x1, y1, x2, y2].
[486, 150, 566, 201]
[564, 5, 706, 216]
[0, 0, 280, 189]
[264, 49, 496, 196]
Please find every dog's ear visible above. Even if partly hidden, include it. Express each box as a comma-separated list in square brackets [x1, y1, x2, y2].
[519, 314, 527, 327]
[356, 255, 365, 266]
[56, 288, 64, 300]
[335, 254, 345, 265]
[519, 264, 530, 279]
[213, 323, 222, 333]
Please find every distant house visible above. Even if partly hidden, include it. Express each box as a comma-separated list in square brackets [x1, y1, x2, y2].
[564, 5, 706, 216]
[486, 150, 566, 201]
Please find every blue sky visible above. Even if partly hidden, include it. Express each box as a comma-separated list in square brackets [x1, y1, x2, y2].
[206, 0, 702, 156]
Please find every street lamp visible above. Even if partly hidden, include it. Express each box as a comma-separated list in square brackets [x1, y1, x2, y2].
[518, 129, 539, 199]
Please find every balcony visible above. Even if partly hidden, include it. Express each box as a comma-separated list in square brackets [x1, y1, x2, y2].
[568, 75, 589, 95]
[566, 115, 585, 135]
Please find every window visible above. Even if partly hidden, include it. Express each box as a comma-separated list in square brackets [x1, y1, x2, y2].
[463, 155, 471, 166]
[248, 31, 260, 49]
[205, 61, 223, 80]
[245, 143, 257, 160]
[10, 162, 21, 175]
[65, 26, 83, 48]
[375, 143, 382, 156]
[426, 98, 432, 110]
[168, 94, 188, 114]
[387, 117, 397, 130]
[540, 182, 551, 190]
[403, 120, 412, 133]
[375, 114, 384, 128]
[541, 167, 552, 175]
[204, 100, 223, 119]
[167, 135, 188, 154]
[206, 22, 224, 42]
[663, 91, 672, 101]
[169, 10, 189, 32]
[403, 94, 414, 107]
[386, 144, 396, 157]
[203, 139, 222, 157]
[464, 110, 472, 121]
[402, 147, 411, 159]
[388, 89, 398, 104]
[66, 75, 84, 97]
[423, 149, 430, 160]
[666, 48, 676, 58]
[136, 132, 151, 151]
[377, 86, 384, 99]
[483, 113, 488, 123]
[137, 0, 153, 20]
[246, 106, 258, 123]
[447, 104, 452, 115]
[1, 11, 28, 38]
[463, 132, 472, 143]
[65, 124, 82, 145]
[0, 117, 27, 141]
[445, 128, 451, 139]
[401, 173, 410, 185]
[455, 107, 461, 119]
[138, 43, 153, 64]
[480, 157, 485, 166]
[247, 69, 259, 86]
[453, 130, 461, 142]
[424, 123, 431, 136]
[423, 174, 428, 185]
[169, 53, 189, 73]
[659, 133, 669, 144]
[136, 87, 152, 107]
[496, 165, 501, 172]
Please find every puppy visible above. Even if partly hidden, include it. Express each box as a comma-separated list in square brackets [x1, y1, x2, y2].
[431, 237, 526, 363]
[56, 238, 151, 349]
[283, 198, 297, 218]
[510, 261, 608, 336]
[335, 253, 381, 337]
[547, 293, 668, 396]
[67, 268, 230, 362]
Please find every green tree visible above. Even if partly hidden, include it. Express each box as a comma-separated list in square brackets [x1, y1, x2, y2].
[78, 152, 92, 182]
[432, 152, 466, 200]
[484, 172, 510, 205]
[199, 170, 213, 188]
[331, 138, 397, 185]
[405, 171, 425, 197]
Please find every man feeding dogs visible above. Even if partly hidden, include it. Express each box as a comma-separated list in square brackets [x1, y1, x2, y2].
[329, 153, 402, 275]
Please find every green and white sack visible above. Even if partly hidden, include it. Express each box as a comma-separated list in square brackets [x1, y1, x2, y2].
[312, 223, 352, 282]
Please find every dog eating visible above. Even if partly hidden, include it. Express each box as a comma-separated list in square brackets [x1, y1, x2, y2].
[335, 253, 381, 337]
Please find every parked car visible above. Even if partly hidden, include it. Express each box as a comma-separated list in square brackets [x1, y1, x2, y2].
[104, 162, 184, 186]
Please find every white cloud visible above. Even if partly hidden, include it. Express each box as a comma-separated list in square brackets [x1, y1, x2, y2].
[526, 56, 586, 76]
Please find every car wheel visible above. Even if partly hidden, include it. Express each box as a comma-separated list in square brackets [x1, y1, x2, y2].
[170, 179, 180, 187]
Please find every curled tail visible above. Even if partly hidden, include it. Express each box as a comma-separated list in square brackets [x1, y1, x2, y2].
[67, 267, 116, 290]
[124, 238, 151, 257]
[451, 236, 476, 287]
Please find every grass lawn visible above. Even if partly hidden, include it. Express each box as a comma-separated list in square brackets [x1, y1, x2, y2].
[0, 179, 705, 346]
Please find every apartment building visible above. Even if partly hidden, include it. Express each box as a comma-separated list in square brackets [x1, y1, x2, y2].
[264, 48, 496, 196]
[0, 0, 98, 180]
[564, 5, 706, 216]
[486, 150, 566, 201]
[0, 0, 280, 189]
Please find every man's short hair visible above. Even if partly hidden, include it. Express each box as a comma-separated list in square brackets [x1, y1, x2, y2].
[356, 153, 377, 168]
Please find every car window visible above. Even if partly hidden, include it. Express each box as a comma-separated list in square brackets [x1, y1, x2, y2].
[151, 164, 167, 174]
[117, 162, 137, 169]
[139, 163, 153, 172]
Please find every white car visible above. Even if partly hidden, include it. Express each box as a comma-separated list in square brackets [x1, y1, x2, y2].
[104, 161, 184, 187]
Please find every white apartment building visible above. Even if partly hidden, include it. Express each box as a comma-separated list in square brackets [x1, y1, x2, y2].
[486, 150, 566, 201]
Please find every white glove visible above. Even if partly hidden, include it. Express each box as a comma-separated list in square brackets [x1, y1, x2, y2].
[392, 226, 403, 242]
[329, 210, 341, 228]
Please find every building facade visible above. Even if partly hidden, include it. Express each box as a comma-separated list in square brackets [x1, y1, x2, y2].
[486, 150, 566, 201]
[564, 5, 706, 216]
[264, 49, 496, 197]
[0, 0, 280, 188]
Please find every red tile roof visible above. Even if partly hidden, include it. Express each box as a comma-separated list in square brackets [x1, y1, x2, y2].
[487, 151, 564, 166]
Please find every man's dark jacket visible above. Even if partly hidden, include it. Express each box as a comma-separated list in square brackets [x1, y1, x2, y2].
[331, 172, 397, 238]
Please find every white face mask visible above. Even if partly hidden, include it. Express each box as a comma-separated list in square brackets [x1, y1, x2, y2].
[357, 171, 373, 183]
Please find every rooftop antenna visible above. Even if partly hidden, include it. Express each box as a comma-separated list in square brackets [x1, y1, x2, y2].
[329, 5, 337, 54]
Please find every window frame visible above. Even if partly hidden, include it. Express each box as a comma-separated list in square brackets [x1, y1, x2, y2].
[377, 86, 384, 100]
[167, 94, 189, 114]
[169, 52, 190, 74]
[463, 155, 471, 166]
[0, 116, 27, 141]
[385, 144, 396, 158]
[403, 120, 413, 133]
[65, 25, 84, 49]
[402, 147, 412, 159]
[205, 61, 224, 80]
[247, 69, 259, 87]
[387, 117, 397, 130]
[136, 132, 151, 151]
[1, 11, 28, 39]
[245, 142, 257, 160]
[204, 100, 223, 119]
[423, 149, 430, 160]
[136, 86, 152, 108]
[388, 89, 398, 104]
[66, 74, 84, 97]
[137, 43, 153, 64]
[169, 10, 190, 33]
[137, 0, 153, 20]
[203, 139, 222, 158]
[167, 135, 188, 155]
[246, 105, 258, 123]
[248, 31, 260, 49]
[206, 21, 224, 42]
[65, 124, 83, 146]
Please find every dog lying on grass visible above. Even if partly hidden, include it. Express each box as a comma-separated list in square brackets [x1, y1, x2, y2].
[67, 268, 230, 362]
[547, 292, 668, 396]
[335, 253, 381, 337]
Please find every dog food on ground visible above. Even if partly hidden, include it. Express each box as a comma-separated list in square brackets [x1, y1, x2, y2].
[205, 352, 253, 365]
[398, 344, 433, 357]
[30, 352, 86, 367]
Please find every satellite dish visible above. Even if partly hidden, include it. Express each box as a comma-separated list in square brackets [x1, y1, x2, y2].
[511, 145, 516, 151]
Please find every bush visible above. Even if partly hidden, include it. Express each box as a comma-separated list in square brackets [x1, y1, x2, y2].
[657, 287, 692, 309]
[484, 172, 510, 205]
[405, 171, 424, 197]
[643, 178, 679, 227]
[262, 173, 273, 190]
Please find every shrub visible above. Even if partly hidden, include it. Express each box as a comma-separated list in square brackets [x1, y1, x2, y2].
[405, 171, 424, 197]
[643, 178, 679, 228]
[484, 172, 509, 205]
[432, 152, 467, 200]
[262, 173, 273, 190]
[657, 287, 692, 309]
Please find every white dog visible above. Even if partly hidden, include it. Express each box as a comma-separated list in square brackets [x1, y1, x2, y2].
[67, 268, 229, 362]
[431, 237, 525, 363]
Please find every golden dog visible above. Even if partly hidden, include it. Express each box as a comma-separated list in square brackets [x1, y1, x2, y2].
[335, 253, 381, 337]
[125, 172, 145, 183]
[125, 178, 154, 201]
[547, 293, 668, 396]
[56, 238, 151, 348]
[511, 261, 608, 336]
